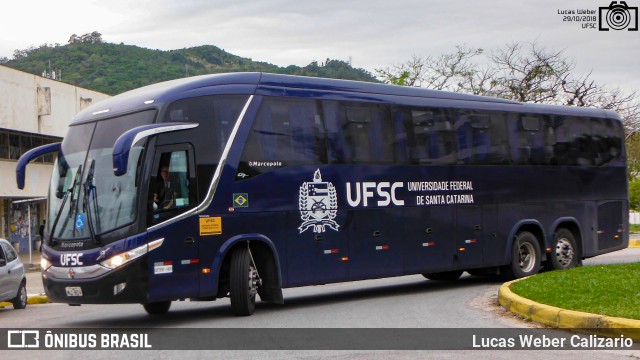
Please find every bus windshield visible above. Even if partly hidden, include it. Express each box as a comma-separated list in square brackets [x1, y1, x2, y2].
[48, 110, 156, 240]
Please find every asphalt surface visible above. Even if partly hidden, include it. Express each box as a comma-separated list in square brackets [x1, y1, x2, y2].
[3, 243, 639, 360]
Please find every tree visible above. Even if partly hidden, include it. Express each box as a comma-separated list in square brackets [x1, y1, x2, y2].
[627, 134, 640, 179]
[375, 47, 484, 89]
[68, 31, 103, 45]
[629, 177, 640, 211]
[376, 42, 640, 177]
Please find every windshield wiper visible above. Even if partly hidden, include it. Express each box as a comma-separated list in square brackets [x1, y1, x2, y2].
[83, 159, 101, 244]
[49, 165, 82, 246]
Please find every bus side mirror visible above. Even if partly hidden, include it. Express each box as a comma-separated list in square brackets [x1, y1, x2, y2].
[112, 122, 198, 176]
[16, 142, 61, 190]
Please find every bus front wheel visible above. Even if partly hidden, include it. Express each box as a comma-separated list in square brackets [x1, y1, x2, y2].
[143, 301, 171, 315]
[230, 246, 260, 316]
[422, 270, 464, 281]
[502, 231, 541, 280]
[545, 228, 580, 270]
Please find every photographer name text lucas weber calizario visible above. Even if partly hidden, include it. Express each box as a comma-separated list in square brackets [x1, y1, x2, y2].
[558, 9, 597, 14]
[558, 9, 597, 23]
[472, 334, 633, 349]
[557, 1, 639, 31]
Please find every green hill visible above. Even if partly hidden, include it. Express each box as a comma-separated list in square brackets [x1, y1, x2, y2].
[2, 39, 378, 95]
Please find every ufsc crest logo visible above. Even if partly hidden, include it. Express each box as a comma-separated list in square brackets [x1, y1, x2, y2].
[298, 169, 339, 233]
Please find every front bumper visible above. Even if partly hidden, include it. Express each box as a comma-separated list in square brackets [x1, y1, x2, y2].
[42, 257, 148, 304]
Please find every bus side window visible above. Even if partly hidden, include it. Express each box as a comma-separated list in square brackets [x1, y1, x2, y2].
[487, 112, 510, 164]
[553, 116, 593, 166]
[591, 117, 622, 166]
[407, 108, 455, 164]
[446, 110, 510, 166]
[457, 110, 498, 165]
[323, 101, 345, 163]
[163, 95, 249, 198]
[149, 149, 194, 225]
[343, 106, 372, 163]
[391, 110, 409, 163]
[410, 109, 435, 162]
[238, 97, 326, 178]
[505, 114, 542, 165]
[329, 103, 395, 164]
[543, 116, 557, 164]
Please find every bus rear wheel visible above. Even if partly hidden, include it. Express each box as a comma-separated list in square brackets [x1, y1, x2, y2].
[422, 270, 463, 281]
[545, 228, 580, 270]
[143, 301, 171, 315]
[502, 231, 541, 280]
[230, 246, 260, 316]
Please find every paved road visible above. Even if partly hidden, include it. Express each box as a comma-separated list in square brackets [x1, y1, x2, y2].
[582, 247, 640, 266]
[3, 248, 638, 359]
[13, 274, 510, 328]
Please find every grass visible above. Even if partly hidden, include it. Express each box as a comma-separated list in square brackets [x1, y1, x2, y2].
[510, 263, 640, 320]
[630, 224, 640, 233]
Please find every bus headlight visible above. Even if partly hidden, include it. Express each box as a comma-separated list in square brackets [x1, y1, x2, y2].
[100, 244, 148, 270]
[41, 257, 52, 271]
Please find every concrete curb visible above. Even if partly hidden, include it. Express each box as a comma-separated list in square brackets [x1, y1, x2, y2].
[499, 278, 640, 341]
[629, 239, 640, 248]
[27, 294, 50, 305]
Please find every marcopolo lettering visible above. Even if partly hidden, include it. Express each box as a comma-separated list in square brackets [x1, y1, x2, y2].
[346, 182, 405, 207]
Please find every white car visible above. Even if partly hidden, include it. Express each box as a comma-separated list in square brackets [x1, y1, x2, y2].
[0, 238, 26, 309]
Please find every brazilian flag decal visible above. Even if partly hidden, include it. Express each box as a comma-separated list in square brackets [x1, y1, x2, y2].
[233, 193, 249, 207]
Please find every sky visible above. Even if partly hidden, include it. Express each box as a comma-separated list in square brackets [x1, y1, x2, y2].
[1, 0, 639, 93]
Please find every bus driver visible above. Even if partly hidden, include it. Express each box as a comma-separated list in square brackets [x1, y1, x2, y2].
[154, 165, 174, 209]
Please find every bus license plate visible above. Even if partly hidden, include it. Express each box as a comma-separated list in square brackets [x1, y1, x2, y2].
[65, 286, 83, 297]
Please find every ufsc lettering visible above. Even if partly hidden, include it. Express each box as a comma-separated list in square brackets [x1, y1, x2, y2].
[60, 253, 84, 266]
[346, 182, 405, 207]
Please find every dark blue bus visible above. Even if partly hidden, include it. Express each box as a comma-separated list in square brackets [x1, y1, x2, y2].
[16, 73, 628, 315]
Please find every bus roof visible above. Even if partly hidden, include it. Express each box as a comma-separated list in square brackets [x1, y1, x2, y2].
[72, 72, 620, 124]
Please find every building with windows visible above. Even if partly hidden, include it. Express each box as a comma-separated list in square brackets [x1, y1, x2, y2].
[0, 65, 110, 249]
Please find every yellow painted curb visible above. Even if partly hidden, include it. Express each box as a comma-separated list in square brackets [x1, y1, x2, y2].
[499, 278, 640, 341]
[27, 295, 50, 305]
[0, 295, 50, 308]
[629, 239, 640, 248]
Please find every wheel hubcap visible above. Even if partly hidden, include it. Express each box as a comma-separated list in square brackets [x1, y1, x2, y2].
[20, 286, 26, 305]
[518, 242, 535, 273]
[555, 238, 574, 267]
[248, 265, 260, 298]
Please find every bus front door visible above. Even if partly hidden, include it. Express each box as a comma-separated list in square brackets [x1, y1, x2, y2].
[147, 216, 201, 300]
[146, 146, 200, 300]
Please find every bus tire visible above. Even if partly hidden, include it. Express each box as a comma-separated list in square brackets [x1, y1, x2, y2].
[230, 246, 258, 316]
[143, 301, 171, 315]
[467, 268, 498, 278]
[12, 281, 27, 310]
[545, 228, 580, 270]
[502, 231, 541, 280]
[422, 270, 463, 281]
